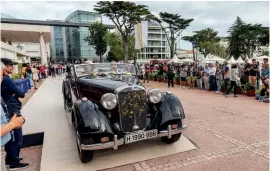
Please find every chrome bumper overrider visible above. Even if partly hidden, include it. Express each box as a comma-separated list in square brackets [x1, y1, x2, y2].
[80, 124, 187, 151]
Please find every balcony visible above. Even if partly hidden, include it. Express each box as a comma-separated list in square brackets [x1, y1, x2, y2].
[148, 43, 168, 47]
[146, 51, 169, 54]
[148, 36, 166, 40]
[148, 29, 161, 33]
[148, 36, 161, 40]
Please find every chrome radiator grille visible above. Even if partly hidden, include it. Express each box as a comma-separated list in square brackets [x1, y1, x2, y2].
[118, 89, 148, 133]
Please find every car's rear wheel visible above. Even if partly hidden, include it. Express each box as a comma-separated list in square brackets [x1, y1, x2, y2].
[64, 94, 72, 110]
[76, 132, 94, 163]
[161, 133, 182, 144]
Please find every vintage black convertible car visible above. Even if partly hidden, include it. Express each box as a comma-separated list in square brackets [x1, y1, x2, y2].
[62, 63, 186, 163]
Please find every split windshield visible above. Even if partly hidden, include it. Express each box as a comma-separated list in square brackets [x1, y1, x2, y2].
[74, 63, 136, 77]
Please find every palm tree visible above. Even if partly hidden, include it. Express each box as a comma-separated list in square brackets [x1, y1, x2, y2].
[182, 35, 198, 60]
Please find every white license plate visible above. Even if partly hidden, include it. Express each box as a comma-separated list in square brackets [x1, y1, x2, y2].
[125, 129, 158, 144]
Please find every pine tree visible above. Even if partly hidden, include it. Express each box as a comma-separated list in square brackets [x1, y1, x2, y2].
[227, 16, 246, 59]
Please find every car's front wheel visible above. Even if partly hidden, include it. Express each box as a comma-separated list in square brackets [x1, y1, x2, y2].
[76, 132, 94, 163]
[161, 133, 182, 144]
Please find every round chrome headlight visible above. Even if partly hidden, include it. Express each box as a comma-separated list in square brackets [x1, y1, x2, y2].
[100, 93, 117, 110]
[147, 89, 162, 104]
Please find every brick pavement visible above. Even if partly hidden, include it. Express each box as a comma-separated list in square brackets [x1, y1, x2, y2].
[103, 81, 269, 171]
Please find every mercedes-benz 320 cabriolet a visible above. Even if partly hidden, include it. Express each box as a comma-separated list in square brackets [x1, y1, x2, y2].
[62, 63, 186, 163]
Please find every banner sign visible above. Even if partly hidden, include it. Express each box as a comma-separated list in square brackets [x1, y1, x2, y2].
[135, 21, 148, 49]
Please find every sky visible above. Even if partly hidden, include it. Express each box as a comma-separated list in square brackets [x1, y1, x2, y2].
[1, 1, 269, 50]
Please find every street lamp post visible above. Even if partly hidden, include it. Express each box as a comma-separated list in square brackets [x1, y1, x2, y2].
[195, 38, 199, 70]
[196, 38, 198, 61]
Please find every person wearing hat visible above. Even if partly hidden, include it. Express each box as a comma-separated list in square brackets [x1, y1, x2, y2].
[0, 61, 26, 171]
[1, 58, 29, 170]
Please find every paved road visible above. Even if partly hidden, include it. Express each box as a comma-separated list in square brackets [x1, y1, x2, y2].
[103, 81, 269, 171]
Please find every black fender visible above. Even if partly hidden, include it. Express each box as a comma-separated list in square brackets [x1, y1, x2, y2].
[73, 100, 113, 136]
[62, 79, 71, 98]
[157, 93, 185, 129]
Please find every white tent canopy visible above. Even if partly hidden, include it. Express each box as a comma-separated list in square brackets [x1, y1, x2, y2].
[227, 57, 237, 64]
[178, 58, 194, 63]
[201, 56, 221, 63]
[244, 57, 252, 64]
[168, 55, 180, 63]
[255, 55, 270, 59]
[209, 56, 225, 62]
[236, 57, 245, 63]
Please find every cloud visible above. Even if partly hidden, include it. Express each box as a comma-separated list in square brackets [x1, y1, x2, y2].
[1, 1, 269, 50]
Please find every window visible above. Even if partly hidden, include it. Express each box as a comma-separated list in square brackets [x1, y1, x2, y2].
[70, 66, 75, 79]
[80, 14, 88, 23]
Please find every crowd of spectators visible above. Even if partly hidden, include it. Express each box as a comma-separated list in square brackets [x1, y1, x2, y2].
[139, 58, 269, 102]
[20, 63, 66, 89]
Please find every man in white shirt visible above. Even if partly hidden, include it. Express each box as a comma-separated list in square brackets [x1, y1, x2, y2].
[209, 63, 217, 91]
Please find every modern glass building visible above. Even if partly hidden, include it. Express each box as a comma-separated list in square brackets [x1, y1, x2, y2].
[1, 13, 16, 19]
[53, 27, 64, 59]
[48, 19, 67, 62]
[65, 10, 102, 62]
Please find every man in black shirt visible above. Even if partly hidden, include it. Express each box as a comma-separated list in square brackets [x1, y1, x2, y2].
[243, 59, 250, 84]
[249, 59, 259, 87]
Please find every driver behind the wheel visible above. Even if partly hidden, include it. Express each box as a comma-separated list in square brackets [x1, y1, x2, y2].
[111, 62, 117, 73]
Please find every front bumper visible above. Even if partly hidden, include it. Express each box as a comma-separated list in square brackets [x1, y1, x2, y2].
[80, 124, 187, 151]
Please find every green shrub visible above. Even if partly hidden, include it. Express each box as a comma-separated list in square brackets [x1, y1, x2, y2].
[11, 74, 21, 80]
[162, 73, 167, 79]
[243, 83, 255, 90]
[151, 72, 158, 78]
[174, 74, 180, 80]
[157, 74, 163, 78]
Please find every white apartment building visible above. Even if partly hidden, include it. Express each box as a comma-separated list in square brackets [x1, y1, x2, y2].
[135, 20, 170, 60]
[219, 37, 228, 48]
[12, 42, 51, 64]
[1, 41, 31, 73]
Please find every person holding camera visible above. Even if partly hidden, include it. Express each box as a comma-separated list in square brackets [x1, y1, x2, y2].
[1, 58, 29, 170]
[1, 61, 25, 171]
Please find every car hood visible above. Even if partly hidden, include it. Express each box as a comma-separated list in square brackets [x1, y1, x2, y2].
[77, 77, 129, 91]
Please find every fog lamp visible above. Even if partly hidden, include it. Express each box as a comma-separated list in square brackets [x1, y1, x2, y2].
[100, 137, 109, 143]
[171, 124, 178, 129]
